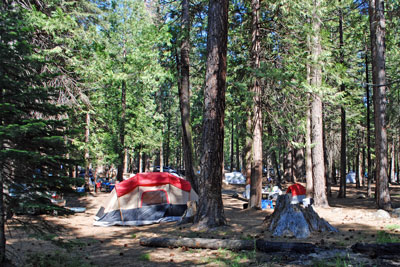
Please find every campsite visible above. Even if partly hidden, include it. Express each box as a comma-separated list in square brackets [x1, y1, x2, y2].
[2, 0, 400, 266]
[4, 180, 400, 266]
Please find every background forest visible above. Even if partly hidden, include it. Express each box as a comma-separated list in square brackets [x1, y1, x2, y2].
[1, 0, 400, 263]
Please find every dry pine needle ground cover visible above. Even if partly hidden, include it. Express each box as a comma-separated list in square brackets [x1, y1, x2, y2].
[5, 183, 400, 266]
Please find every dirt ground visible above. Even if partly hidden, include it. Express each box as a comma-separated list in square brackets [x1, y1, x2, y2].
[5, 183, 400, 266]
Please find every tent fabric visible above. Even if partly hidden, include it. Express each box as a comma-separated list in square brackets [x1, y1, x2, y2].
[115, 172, 192, 197]
[346, 171, 356, 183]
[224, 172, 246, 185]
[286, 183, 306, 196]
[94, 172, 198, 227]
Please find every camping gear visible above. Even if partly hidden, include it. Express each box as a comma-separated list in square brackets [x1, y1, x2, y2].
[243, 184, 250, 199]
[346, 171, 356, 183]
[261, 199, 274, 210]
[93, 172, 198, 226]
[76, 187, 85, 193]
[67, 207, 86, 213]
[224, 172, 246, 185]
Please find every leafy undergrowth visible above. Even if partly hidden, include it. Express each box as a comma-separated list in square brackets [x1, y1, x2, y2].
[376, 230, 400, 243]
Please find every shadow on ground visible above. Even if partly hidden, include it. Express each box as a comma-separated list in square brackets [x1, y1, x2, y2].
[5, 183, 400, 266]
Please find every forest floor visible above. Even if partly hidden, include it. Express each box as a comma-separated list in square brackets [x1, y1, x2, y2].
[5, 182, 400, 266]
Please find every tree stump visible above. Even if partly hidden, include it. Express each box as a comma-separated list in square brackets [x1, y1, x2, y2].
[266, 195, 338, 239]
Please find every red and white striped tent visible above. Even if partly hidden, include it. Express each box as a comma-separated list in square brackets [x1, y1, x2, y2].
[94, 172, 198, 226]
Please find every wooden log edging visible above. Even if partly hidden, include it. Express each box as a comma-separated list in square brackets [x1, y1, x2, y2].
[351, 242, 400, 256]
[140, 237, 317, 253]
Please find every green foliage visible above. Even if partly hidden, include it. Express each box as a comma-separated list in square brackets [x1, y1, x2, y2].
[385, 224, 400, 230]
[139, 253, 151, 261]
[85, 0, 172, 168]
[203, 248, 257, 267]
[1, 3, 78, 217]
[376, 230, 400, 244]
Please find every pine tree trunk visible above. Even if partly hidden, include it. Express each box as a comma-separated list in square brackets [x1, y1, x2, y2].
[369, 0, 391, 210]
[84, 111, 91, 188]
[160, 140, 164, 172]
[362, 140, 366, 187]
[123, 148, 128, 174]
[194, 0, 228, 229]
[166, 116, 171, 167]
[230, 119, 234, 171]
[244, 116, 252, 184]
[390, 143, 395, 183]
[294, 145, 305, 181]
[284, 146, 292, 183]
[179, 0, 198, 193]
[365, 44, 373, 196]
[357, 145, 363, 188]
[235, 126, 240, 171]
[338, 3, 346, 198]
[305, 98, 313, 197]
[310, 0, 328, 207]
[138, 148, 143, 173]
[249, 0, 262, 209]
[117, 79, 126, 182]
[0, 170, 5, 264]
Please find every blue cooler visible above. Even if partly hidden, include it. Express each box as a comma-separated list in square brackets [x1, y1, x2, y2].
[261, 199, 273, 210]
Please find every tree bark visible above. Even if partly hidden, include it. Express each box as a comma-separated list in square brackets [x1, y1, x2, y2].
[267, 195, 337, 239]
[310, 0, 328, 207]
[365, 43, 373, 196]
[123, 148, 128, 174]
[166, 115, 171, 167]
[249, 0, 263, 209]
[283, 145, 293, 183]
[117, 78, 126, 182]
[160, 139, 164, 172]
[244, 116, 252, 184]
[369, 0, 391, 210]
[352, 243, 400, 256]
[235, 125, 240, 171]
[390, 142, 395, 183]
[141, 237, 254, 251]
[194, 0, 228, 229]
[178, 0, 198, 193]
[338, 2, 347, 198]
[138, 147, 142, 173]
[140, 237, 317, 253]
[0, 170, 5, 264]
[305, 98, 313, 198]
[84, 111, 91, 188]
[294, 146, 305, 182]
[357, 144, 362, 188]
[230, 119, 234, 171]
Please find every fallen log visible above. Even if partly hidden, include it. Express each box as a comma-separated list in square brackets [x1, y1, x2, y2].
[351, 242, 400, 256]
[140, 237, 317, 253]
[256, 240, 316, 253]
[140, 237, 254, 250]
